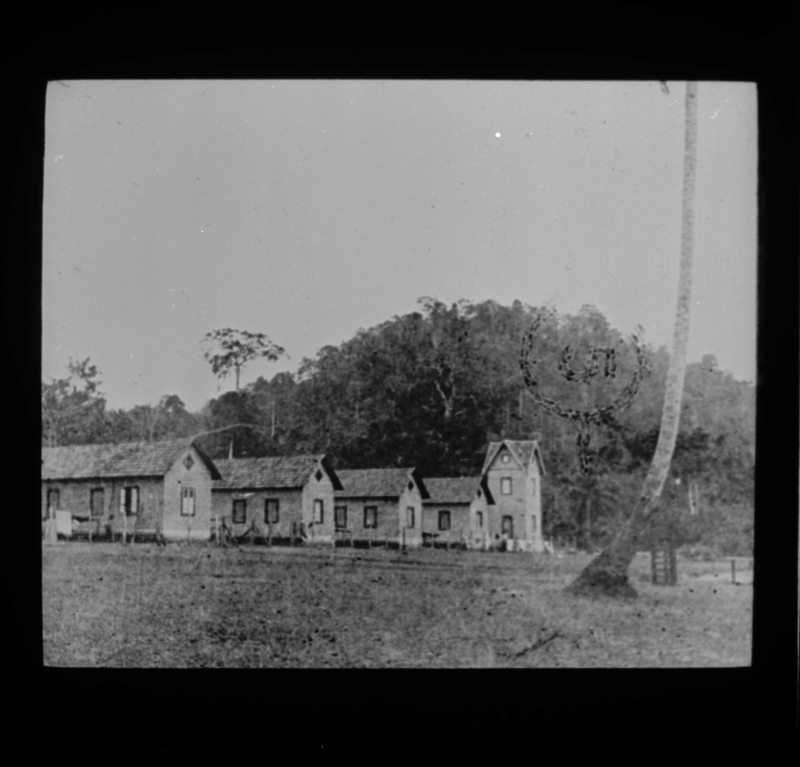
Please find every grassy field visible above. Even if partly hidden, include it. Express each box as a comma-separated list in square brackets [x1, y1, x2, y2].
[42, 542, 752, 667]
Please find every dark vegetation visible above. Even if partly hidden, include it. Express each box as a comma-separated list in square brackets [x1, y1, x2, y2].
[42, 298, 754, 556]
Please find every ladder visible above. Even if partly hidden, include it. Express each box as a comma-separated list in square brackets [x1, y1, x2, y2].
[650, 543, 678, 585]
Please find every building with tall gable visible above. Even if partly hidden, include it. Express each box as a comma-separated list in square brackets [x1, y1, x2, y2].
[481, 439, 546, 552]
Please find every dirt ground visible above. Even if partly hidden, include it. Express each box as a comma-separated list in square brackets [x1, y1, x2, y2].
[42, 543, 752, 667]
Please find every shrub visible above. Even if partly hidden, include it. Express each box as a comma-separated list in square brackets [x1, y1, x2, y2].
[679, 543, 720, 561]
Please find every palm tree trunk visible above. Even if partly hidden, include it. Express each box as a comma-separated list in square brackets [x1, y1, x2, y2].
[566, 81, 698, 598]
[586, 495, 592, 553]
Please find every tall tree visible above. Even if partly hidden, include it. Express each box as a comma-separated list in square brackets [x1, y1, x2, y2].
[567, 471, 624, 552]
[566, 81, 699, 597]
[200, 390, 268, 459]
[201, 328, 285, 393]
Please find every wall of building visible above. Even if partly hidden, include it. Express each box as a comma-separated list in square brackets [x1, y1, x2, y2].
[212, 488, 304, 541]
[529, 468, 543, 552]
[333, 497, 400, 544]
[301, 468, 337, 544]
[41, 477, 164, 538]
[484, 446, 544, 552]
[422, 503, 471, 546]
[469, 495, 492, 549]
[162, 445, 216, 541]
[211, 468, 336, 544]
[397, 484, 424, 547]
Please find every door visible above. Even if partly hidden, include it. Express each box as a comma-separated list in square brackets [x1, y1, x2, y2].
[501, 515, 514, 538]
[181, 487, 196, 516]
[46, 489, 60, 520]
[91, 488, 105, 518]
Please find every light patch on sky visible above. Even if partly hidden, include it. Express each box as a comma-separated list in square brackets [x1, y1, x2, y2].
[43, 80, 757, 411]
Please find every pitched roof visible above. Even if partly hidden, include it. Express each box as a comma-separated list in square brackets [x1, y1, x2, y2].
[213, 454, 342, 490]
[335, 468, 429, 500]
[481, 439, 546, 476]
[423, 477, 484, 505]
[41, 439, 221, 481]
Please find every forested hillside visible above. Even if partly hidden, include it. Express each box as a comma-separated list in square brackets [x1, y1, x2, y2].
[42, 298, 755, 554]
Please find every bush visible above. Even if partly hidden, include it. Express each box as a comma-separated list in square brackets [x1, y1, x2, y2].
[679, 543, 720, 561]
[695, 504, 753, 557]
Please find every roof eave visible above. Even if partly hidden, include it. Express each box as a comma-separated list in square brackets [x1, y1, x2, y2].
[213, 483, 303, 492]
[42, 472, 164, 482]
[410, 468, 430, 500]
[320, 455, 344, 491]
[190, 441, 223, 480]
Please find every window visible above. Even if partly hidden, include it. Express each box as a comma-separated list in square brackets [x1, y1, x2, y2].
[45, 489, 60, 519]
[531, 476, 537, 495]
[315, 469, 323, 482]
[408, 481, 414, 490]
[232, 499, 247, 524]
[121, 486, 139, 516]
[501, 477, 512, 495]
[91, 488, 104, 517]
[406, 506, 415, 528]
[265, 499, 279, 524]
[476, 511, 484, 529]
[181, 487, 196, 517]
[501, 453, 510, 463]
[501, 515, 514, 538]
[335, 505, 348, 529]
[438, 510, 451, 531]
[313, 499, 324, 524]
[183, 454, 195, 471]
[364, 506, 377, 529]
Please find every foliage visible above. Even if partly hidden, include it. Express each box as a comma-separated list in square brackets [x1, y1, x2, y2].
[43, 298, 754, 557]
[566, 472, 624, 551]
[104, 394, 203, 444]
[197, 391, 270, 459]
[201, 328, 285, 392]
[520, 305, 650, 473]
[42, 358, 107, 446]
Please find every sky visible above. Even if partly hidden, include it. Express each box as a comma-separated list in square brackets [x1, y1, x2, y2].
[43, 80, 757, 412]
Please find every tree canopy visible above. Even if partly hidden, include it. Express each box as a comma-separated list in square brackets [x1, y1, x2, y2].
[201, 328, 286, 392]
[42, 297, 754, 556]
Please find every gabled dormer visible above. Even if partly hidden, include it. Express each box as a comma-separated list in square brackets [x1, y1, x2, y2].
[481, 439, 546, 478]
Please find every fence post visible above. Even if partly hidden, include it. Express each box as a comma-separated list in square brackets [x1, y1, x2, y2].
[669, 543, 678, 585]
[731, 559, 736, 584]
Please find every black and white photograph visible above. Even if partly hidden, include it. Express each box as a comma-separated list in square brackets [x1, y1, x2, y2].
[41, 79, 756, 668]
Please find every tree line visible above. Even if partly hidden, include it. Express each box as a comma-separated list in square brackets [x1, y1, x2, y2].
[42, 298, 754, 555]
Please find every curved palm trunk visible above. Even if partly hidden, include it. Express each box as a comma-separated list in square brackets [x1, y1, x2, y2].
[566, 82, 699, 598]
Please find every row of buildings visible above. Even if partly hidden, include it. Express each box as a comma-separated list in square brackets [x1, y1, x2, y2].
[41, 438, 546, 552]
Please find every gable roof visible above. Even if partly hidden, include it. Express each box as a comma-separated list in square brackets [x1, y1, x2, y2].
[213, 454, 343, 491]
[423, 476, 494, 506]
[335, 468, 429, 500]
[481, 439, 546, 476]
[41, 439, 221, 481]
